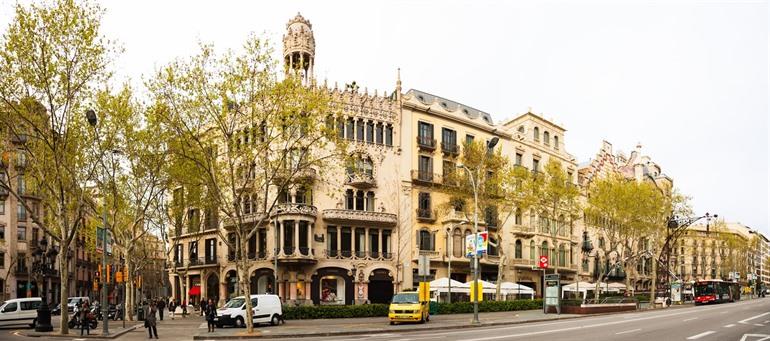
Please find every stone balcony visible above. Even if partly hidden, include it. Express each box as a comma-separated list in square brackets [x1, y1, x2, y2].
[272, 168, 317, 184]
[274, 247, 317, 265]
[322, 209, 397, 227]
[271, 203, 318, 219]
[345, 172, 376, 189]
[512, 224, 537, 237]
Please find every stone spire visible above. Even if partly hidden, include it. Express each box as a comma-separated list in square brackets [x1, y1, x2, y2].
[283, 12, 315, 84]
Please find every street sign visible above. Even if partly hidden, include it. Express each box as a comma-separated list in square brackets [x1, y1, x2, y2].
[539, 255, 549, 269]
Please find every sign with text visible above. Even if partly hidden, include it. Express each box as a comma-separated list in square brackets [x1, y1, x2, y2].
[539, 255, 549, 269]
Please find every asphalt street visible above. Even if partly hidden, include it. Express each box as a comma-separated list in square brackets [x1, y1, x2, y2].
[302, 298, 770, 341]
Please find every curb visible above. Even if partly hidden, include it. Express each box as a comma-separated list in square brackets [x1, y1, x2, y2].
[17, 323, 142, 339]
[191, 315, 588, 340]
[192, 305, 696, 340]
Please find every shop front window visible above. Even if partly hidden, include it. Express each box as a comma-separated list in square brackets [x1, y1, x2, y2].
[320, 276, 344, 305]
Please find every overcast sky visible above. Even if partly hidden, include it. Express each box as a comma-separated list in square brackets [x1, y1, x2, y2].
[1, 0, 767, 233]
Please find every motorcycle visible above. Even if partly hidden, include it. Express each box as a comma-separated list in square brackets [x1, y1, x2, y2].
[90, 304, 103, 321]
[68, 310, 98, 330]
[109, 304, 124, 321]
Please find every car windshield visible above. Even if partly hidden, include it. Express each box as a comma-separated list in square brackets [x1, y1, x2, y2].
[68, 298, 81, 304]
[392, 293, 419, 304]
[223, 298, 244, 308]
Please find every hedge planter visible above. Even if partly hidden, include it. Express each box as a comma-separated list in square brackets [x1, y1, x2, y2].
[282, 299, 544, 320]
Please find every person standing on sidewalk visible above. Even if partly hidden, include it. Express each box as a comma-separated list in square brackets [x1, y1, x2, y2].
[168, 299, 176, 320]
[205, 298, 217, 332]
[79, 300, 90, 336]
[146, 302, 159, 339]
[181, 299, 187, 318]
[157, 298, 165, 321]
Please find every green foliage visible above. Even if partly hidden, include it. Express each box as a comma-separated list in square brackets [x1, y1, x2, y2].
[283, 304, 390, 320]
[436, 299, 544, 314]
[281, 300, 544, 319]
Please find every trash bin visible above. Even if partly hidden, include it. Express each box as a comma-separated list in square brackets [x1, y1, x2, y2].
[429, 301, 438, 315]
[138, 306, 145, 321]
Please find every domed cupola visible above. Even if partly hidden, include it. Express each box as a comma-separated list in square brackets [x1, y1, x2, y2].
[283, 12, 315, 83]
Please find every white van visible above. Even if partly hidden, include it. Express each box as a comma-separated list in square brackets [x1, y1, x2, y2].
[66, 296, 90, 313]
[0, 297, 41, 328]
[215, 294, 282, 328]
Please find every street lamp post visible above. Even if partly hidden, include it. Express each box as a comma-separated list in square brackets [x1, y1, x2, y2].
[86, 109, 110, 336]
[33, 237, 58, 332]
[457, 137, 498, 325]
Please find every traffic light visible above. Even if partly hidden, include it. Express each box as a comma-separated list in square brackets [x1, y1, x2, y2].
[93, 280, 98, 292]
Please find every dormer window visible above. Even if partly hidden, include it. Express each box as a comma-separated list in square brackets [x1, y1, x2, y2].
[533, 127, 540, 141]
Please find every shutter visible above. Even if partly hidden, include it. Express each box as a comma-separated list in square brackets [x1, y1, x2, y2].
[430, 232, 436, 251]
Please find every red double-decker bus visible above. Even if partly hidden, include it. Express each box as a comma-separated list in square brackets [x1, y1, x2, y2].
[694, 280, 740, 305]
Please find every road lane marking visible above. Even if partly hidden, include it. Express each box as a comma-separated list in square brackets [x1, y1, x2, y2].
[756, 324, 764, 326]
[686, 331, 716, 339]
[721, 311, 729, 314]
[739, 334, 770, 341]
[725, 324, 736, 328]
[684, 317, 698, 321]
[615, 328, 641, 335]
[739, 312, 770, 325]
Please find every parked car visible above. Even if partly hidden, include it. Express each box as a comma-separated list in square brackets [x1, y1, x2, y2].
[51, 303, 62, 316]
[214, 294, 282, 328]
[388, 291, 429, 325]
[0, 297, 41, 328]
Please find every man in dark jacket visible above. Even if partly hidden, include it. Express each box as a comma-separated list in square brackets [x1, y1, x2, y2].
[156, 298, 166, 321]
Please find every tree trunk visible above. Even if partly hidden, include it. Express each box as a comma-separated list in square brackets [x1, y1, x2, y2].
[239, 255, 254, 333]
[59, 251, 70, 334]
[495, 255, 506, 301]
[650, 249, 658, 308]
[126, 261, 135, 321]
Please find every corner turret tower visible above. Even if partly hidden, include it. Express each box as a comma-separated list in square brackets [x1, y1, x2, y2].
[283, 13, 315, 83]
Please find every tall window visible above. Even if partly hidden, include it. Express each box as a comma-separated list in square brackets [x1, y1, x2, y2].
[0, 200, 4, 215]
[366, 121, 374, 143]
[385, 125, 393, 146]
[346, 118, 355, 140]
[441, 128, 456, 149]
[337, 118, 345, 139]
[514, 208, 522, 225]
[533, 127, 540, 141]
[17, 205, 26, 222]
[189, 241, 198, 260]
[452, 228, 462, 257]
[356, 120, 365, 141]
[0, 225, 4, 239]
[417, 121, 433, 142]
[559, 244, 566, 266]
[540, 241, 548, 258]
[17, 226, 26, 241]
[554, 136, 559, 150]
[515, 240, 522, 258]
[532, 158, 540, 172]
[418, 192, 431, 212]
[375, 123, 384, 144]
[418, 229, 433, 251]
[529, 241, 536, 260]
[0, 252, 4, 269]
[17, 174, 25, 195]
[465, 134, 474, 145]
[515, 153, 522, 166]
[544, 131, 550, 145]
[418, 155, 432, 179]
[327, 226, 338, 255]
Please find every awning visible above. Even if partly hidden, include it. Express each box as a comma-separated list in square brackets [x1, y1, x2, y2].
[189, 285, 201, 296]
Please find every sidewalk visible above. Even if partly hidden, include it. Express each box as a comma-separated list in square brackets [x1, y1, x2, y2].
[20, 322, 142, 339]
[191, 309, 583, 340]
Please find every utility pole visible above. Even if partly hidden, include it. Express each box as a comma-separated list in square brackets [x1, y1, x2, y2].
[101, 209, 109, 335]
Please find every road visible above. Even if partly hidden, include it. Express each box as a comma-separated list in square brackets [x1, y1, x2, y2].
[0, 299, 768, 340]
[302, 298, 770, 341]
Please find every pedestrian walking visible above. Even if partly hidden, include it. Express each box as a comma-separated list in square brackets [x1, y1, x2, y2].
[168, 299, 176, 320]
[80, 300, 90, 336]
[181, 299, 187, 318]
[205, 298, 217, 332]
[199, 298, 207, 317]
[145, 302, 158, 339]
[157, 298, 165, 321]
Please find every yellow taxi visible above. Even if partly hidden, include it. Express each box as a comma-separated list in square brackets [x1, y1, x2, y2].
[388, 291, 429, 325]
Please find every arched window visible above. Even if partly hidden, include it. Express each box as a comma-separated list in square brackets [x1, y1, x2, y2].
[554, 136, 559, 150]
[453, 228, 462, 258]
[366, 191, 375, 211]
[540, 241, 548, 258]
[514, 208, 522, 225]
[558, 214, 565, 236]
[355, 190, 365, 210]
[515, 240, 522, 259]
[518, 126, 525, 133]
[533, 127, 540, 141]
[529, 241, 536, 260]
[544, 131, 550, 145]
[559, 244, 566, 266]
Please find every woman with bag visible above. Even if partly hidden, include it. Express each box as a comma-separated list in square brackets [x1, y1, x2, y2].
[205, 298, 217, 332]
[145, 302, 158, 339]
